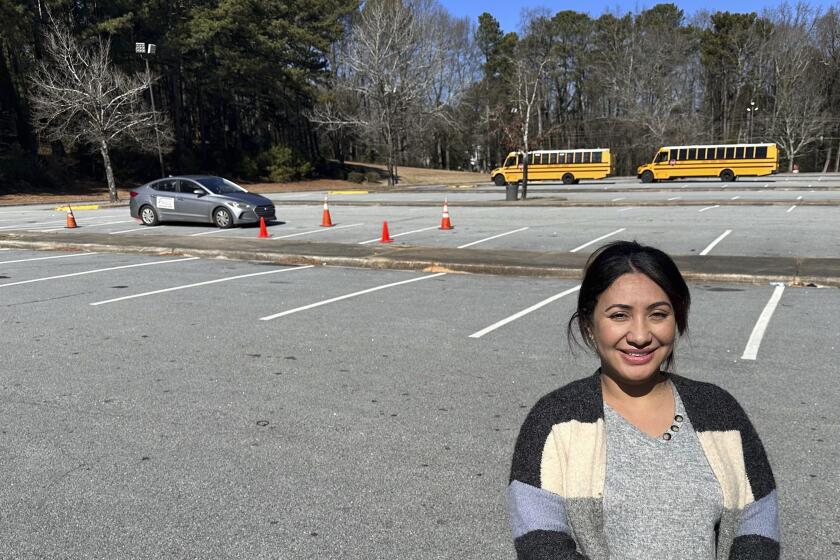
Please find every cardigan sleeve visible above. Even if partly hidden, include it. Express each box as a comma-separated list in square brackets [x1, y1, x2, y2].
[508, 398, 590, 560]
[722, 391, 781, 560]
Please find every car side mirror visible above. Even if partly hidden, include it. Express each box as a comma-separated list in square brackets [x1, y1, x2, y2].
[193, 189, 204, 196]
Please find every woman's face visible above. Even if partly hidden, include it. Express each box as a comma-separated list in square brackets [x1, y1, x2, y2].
[590, 272, 677, 385]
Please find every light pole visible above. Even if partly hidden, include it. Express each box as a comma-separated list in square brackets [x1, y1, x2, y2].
[746, 101, 758, 143]
[135, 42, 165, 177]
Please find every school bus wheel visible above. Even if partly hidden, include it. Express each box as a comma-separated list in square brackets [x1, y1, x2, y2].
[640, 170, 655, 183]
[493, 174, 507, 186]
[720, 169, 735, 182]
[562, 173, 575, 185]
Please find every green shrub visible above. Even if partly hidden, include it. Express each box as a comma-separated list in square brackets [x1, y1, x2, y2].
[259, 145, 312, 183]
[238, 155, 260, 179]
[364, 171, 380, 183]
[347, 171, 365, 183]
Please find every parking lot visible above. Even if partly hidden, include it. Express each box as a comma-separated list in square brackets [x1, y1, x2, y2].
[1, 238, 838, 558]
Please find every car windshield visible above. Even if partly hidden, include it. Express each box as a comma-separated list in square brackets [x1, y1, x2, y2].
[195, 177, 247, 194]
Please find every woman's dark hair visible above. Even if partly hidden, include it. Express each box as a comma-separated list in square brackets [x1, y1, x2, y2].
[567, 240, 690, 371]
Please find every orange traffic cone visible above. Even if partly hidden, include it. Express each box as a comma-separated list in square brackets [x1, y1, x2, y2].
[320, 196, 334, 227]
[379, 220, 394, 243]
[439, 197, 453, 230]
[65, 206, 78, 229]
[257, 216, 270, 238]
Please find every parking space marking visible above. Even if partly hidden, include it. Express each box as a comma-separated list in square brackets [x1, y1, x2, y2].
[0, 219, 66, 231]
[570, 228, 626, 253]
[359, 225, 438, 244]
[699, 229, 732, 256]
[0, 257, 199, 288]
[0, 252, 100, 265]
[90, 265, 315, 306]
[786, 205, 796, 213]
[110, 227, 147, 234]
[39, 219, 135, 233]
[611, 197, 625, 202]
[667, 196, 681, 201]
[457, 227, 528, 249]
[272, 223, 364, 239]
[469, 285, 581, 339]
[730, 196, 740, 200]
[698, 205, 720, 212]
[259, 272, 447, 321]
[741, 283, 786, 360]
[617, 207, 635, 212]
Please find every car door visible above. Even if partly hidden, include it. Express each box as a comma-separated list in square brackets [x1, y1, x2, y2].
[174, 180, 213, 222]
[150, 179, 178, 218]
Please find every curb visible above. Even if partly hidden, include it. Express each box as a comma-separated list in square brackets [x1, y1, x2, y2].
[54, 204, 102, 211]
[2, 233, 839, 288]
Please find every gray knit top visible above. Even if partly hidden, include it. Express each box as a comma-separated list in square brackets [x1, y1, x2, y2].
[603, 385, 724, 560]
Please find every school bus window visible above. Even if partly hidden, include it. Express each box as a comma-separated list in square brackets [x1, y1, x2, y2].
[583, 152, 591, 164]
[725, 147, 735, 158]
[687, 148, 696, 160]
[698, 148, 707, 159]
[736, 147, 744, 159]
[756, 146, 767, 158]
[677, 148, 686, 160]
[593, 151, 602, 163]
[549, 153, 556, 164]
[574, 152, 582, 164]
[745, 146, 754, 158]
[714, 147, 723, 159]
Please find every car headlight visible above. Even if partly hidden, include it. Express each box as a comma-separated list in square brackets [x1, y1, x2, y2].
[226, 201, 252, 210]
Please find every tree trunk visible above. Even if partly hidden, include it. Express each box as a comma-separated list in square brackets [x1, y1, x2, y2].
[835, 142, 840, 173]
[100, 140, 118, 202]
[521, 151, 528, 200]
[822, 147, 832, 173]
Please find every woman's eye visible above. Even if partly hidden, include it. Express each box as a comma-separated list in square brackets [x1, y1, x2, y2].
[609, 313, 628, 320]
[651, 311, 671, 320]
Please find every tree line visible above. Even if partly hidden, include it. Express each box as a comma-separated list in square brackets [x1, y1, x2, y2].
[1, 0, 839, 195]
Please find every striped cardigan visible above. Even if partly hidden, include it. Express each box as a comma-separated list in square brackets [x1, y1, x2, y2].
[508, 372, 779, 560]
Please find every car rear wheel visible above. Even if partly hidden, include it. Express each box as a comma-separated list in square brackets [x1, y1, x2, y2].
[640, 170, 655, 183]
[140, 205, 159, 226]
[214, 207, 233, 228]
[562, 173, 575, 185]
[720, 169, 735, 182]
[493, 174, 507, 186]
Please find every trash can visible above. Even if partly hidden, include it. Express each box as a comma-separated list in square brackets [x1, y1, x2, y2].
[505, 183, 518, 201]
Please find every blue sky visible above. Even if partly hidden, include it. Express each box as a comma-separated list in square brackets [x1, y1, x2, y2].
[439, 0, 838, 33]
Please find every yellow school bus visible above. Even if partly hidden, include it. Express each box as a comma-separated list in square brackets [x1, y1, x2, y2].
[491, 149, 612, 186]
[636, 143, 779, 183]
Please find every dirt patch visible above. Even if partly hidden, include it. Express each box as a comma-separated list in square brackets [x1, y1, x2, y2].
[0, 163, 488, 206]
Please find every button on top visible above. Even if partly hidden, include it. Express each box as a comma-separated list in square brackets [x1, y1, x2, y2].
[674, 414, 684, 423]
[662, 432, 672, 441]
[671, 425, 680, 432]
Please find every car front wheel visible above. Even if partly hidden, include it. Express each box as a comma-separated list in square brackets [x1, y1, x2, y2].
[140, 205, 159, 226]
[214, 207, 234, 228]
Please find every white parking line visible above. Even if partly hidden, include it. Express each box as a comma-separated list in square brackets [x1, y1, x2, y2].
[667, 196, 681, 201]
[457, 227, 528, 249]
[0, 257, 199, 288]
[611, 197, 625, 202]
[110, 227, 147, 234]
[359, 225, 438, 245]
[90, 265, 314, 305]
[617, 207, 635, 212]
[796, 196, 803, 200]
[730, 196, 740, 200]
[259, 272, 447, 321]
[698, 205, 719, 212]
[699, 230, 732, 256]
[272, 223, 364, 240]
[39, 219, 135, 233]
[0, 252, 100, 265]
[786, 206, 796, 213]
[741, 283, 786, 360]
[469, 285, 581, 339]
[570, 228, 627, 253]
[0, 219, 65, 231]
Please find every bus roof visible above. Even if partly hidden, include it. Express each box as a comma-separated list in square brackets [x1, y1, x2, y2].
[658, 143, 774, 150]
[508, 148, 608, 154]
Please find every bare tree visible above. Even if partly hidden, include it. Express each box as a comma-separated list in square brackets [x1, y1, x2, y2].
[766, 3, 828, 171]
[29, 23, 172, 202]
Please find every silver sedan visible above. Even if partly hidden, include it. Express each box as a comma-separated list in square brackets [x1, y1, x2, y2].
[129, 176, 276, 228]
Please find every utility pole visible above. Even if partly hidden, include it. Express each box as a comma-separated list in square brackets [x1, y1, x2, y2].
[135, 42, 165, 176]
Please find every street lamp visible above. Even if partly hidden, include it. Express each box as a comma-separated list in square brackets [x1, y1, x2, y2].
[136, 42, 165, 177]
[746, 101, 758, 143]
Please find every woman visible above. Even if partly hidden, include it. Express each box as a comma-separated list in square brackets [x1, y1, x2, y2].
[507, 241, 779, 560]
